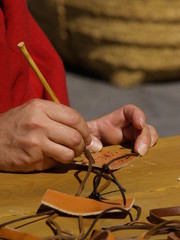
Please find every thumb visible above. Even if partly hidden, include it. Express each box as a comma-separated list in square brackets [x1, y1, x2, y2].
[86, 136, 103, 153]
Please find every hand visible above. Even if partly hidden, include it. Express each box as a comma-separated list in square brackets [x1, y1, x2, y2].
[87, 104, 158, 156]
[0, 99, 91, 172]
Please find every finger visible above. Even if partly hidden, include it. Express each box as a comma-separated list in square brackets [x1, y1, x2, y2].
[23, 99, 89, 157]
[43, 139, 76, 164]
[43, 101, 91, 145]
[123, 104, 146, 130]
[46, 120, 86, 157]
[122, 124, 136, 142]
[134, 125, 153, 156]
[86, 136, 103, 153]
[147, 124, 159, 147]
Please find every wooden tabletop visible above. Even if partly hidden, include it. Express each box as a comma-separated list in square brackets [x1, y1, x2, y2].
[0, 135, 180, 238]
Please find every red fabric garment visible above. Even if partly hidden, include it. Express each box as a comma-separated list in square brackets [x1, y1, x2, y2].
[0, 0, 69, 113]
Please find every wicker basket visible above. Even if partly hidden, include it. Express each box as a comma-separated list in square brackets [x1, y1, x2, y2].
[29, 0, 180, 86]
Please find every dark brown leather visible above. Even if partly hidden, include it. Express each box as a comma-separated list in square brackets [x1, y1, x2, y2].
[146, 206, 180, 240]
[168, 231, 180, 240]
[147, 206, 180, 224]
[90, 230, 115, 240]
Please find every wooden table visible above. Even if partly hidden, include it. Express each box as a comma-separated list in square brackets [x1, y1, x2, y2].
[0, 135, 180, 238]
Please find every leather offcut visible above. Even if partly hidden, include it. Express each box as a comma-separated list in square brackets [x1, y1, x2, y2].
[0, 226, 40, 240]
[74, 145, 139, 170]
[38, 189, 135, 216]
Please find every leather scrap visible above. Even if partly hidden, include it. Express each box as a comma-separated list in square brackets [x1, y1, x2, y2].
[147, 206, 180, 224]
[38, 189, 135, 216]
[0, 226, 40, 240]
[168, 231, 180, 240]
[74, 145, 139, 170]
[91, 230, 115, 240]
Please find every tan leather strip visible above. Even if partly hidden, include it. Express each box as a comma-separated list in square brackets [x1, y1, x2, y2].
[40, 189, 135, 216]
[74, 145, 139, 170]
[0, 226, 40, 240]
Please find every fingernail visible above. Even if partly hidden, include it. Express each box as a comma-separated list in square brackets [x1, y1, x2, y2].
[87, 138, 103, 153]
[138, 143, 148, 156]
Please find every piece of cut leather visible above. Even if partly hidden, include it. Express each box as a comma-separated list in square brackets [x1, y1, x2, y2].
[91, 230, 115, 240]
[38, 189, 135, 216]
[168, 231, 180, 240]
[0, 226, 40, 240]
[147, 206, 180, 224]
[74, 145, 139, 170]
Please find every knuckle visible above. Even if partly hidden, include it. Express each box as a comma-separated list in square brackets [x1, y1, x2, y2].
[124, 104, 132, 108]
[23, 117, 45, 132]
[123, 104, 135, 110]
[16, 155, 39, 172]
[27, 98, 43, 110]
[26, 135, 42, 149]
[19, 99, 46, 130]
[25, 116, 40, 129]
[123, 104, 139, 114]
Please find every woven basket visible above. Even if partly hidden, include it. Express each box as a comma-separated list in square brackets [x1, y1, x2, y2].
[29, 0, 180, 87]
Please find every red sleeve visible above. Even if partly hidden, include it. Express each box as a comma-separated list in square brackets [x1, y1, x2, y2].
[0, 0, 69, 113]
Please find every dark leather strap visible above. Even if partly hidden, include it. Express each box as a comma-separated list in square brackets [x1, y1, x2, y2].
[147, 206, 180, 224]
[168, 231, 180, 240]
[90, 230, 115, 240]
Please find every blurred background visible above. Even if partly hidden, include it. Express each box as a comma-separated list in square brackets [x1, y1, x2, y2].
[28, 0, 180, 137]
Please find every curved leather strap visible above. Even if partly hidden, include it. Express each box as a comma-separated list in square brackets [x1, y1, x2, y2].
[168, 231, 180, 240]
[38, 189, 135, 216]
[147, 206, 180, 224]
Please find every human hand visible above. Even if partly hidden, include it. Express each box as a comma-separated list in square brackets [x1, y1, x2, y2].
[87, 104, 158, 156]
[0, 99, 91, 172]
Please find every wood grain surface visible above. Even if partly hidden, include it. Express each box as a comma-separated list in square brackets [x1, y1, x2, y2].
[0, 135, 180, 238]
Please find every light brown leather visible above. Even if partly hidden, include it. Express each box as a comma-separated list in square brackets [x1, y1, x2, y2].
[0, 226, 40, 240]
[74, 145, 139, 170]
[39, 189, 135, 216]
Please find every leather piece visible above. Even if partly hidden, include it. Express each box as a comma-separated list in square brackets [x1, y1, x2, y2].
[91, 230, 115, 240]
[0, 226, 40, 240]
[147, 206, 180, 224]
[74, 145, 139, 170]
[147, 207, 180, 240]
[38, 189, 135, 216]
[168, 231, 180, 240]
